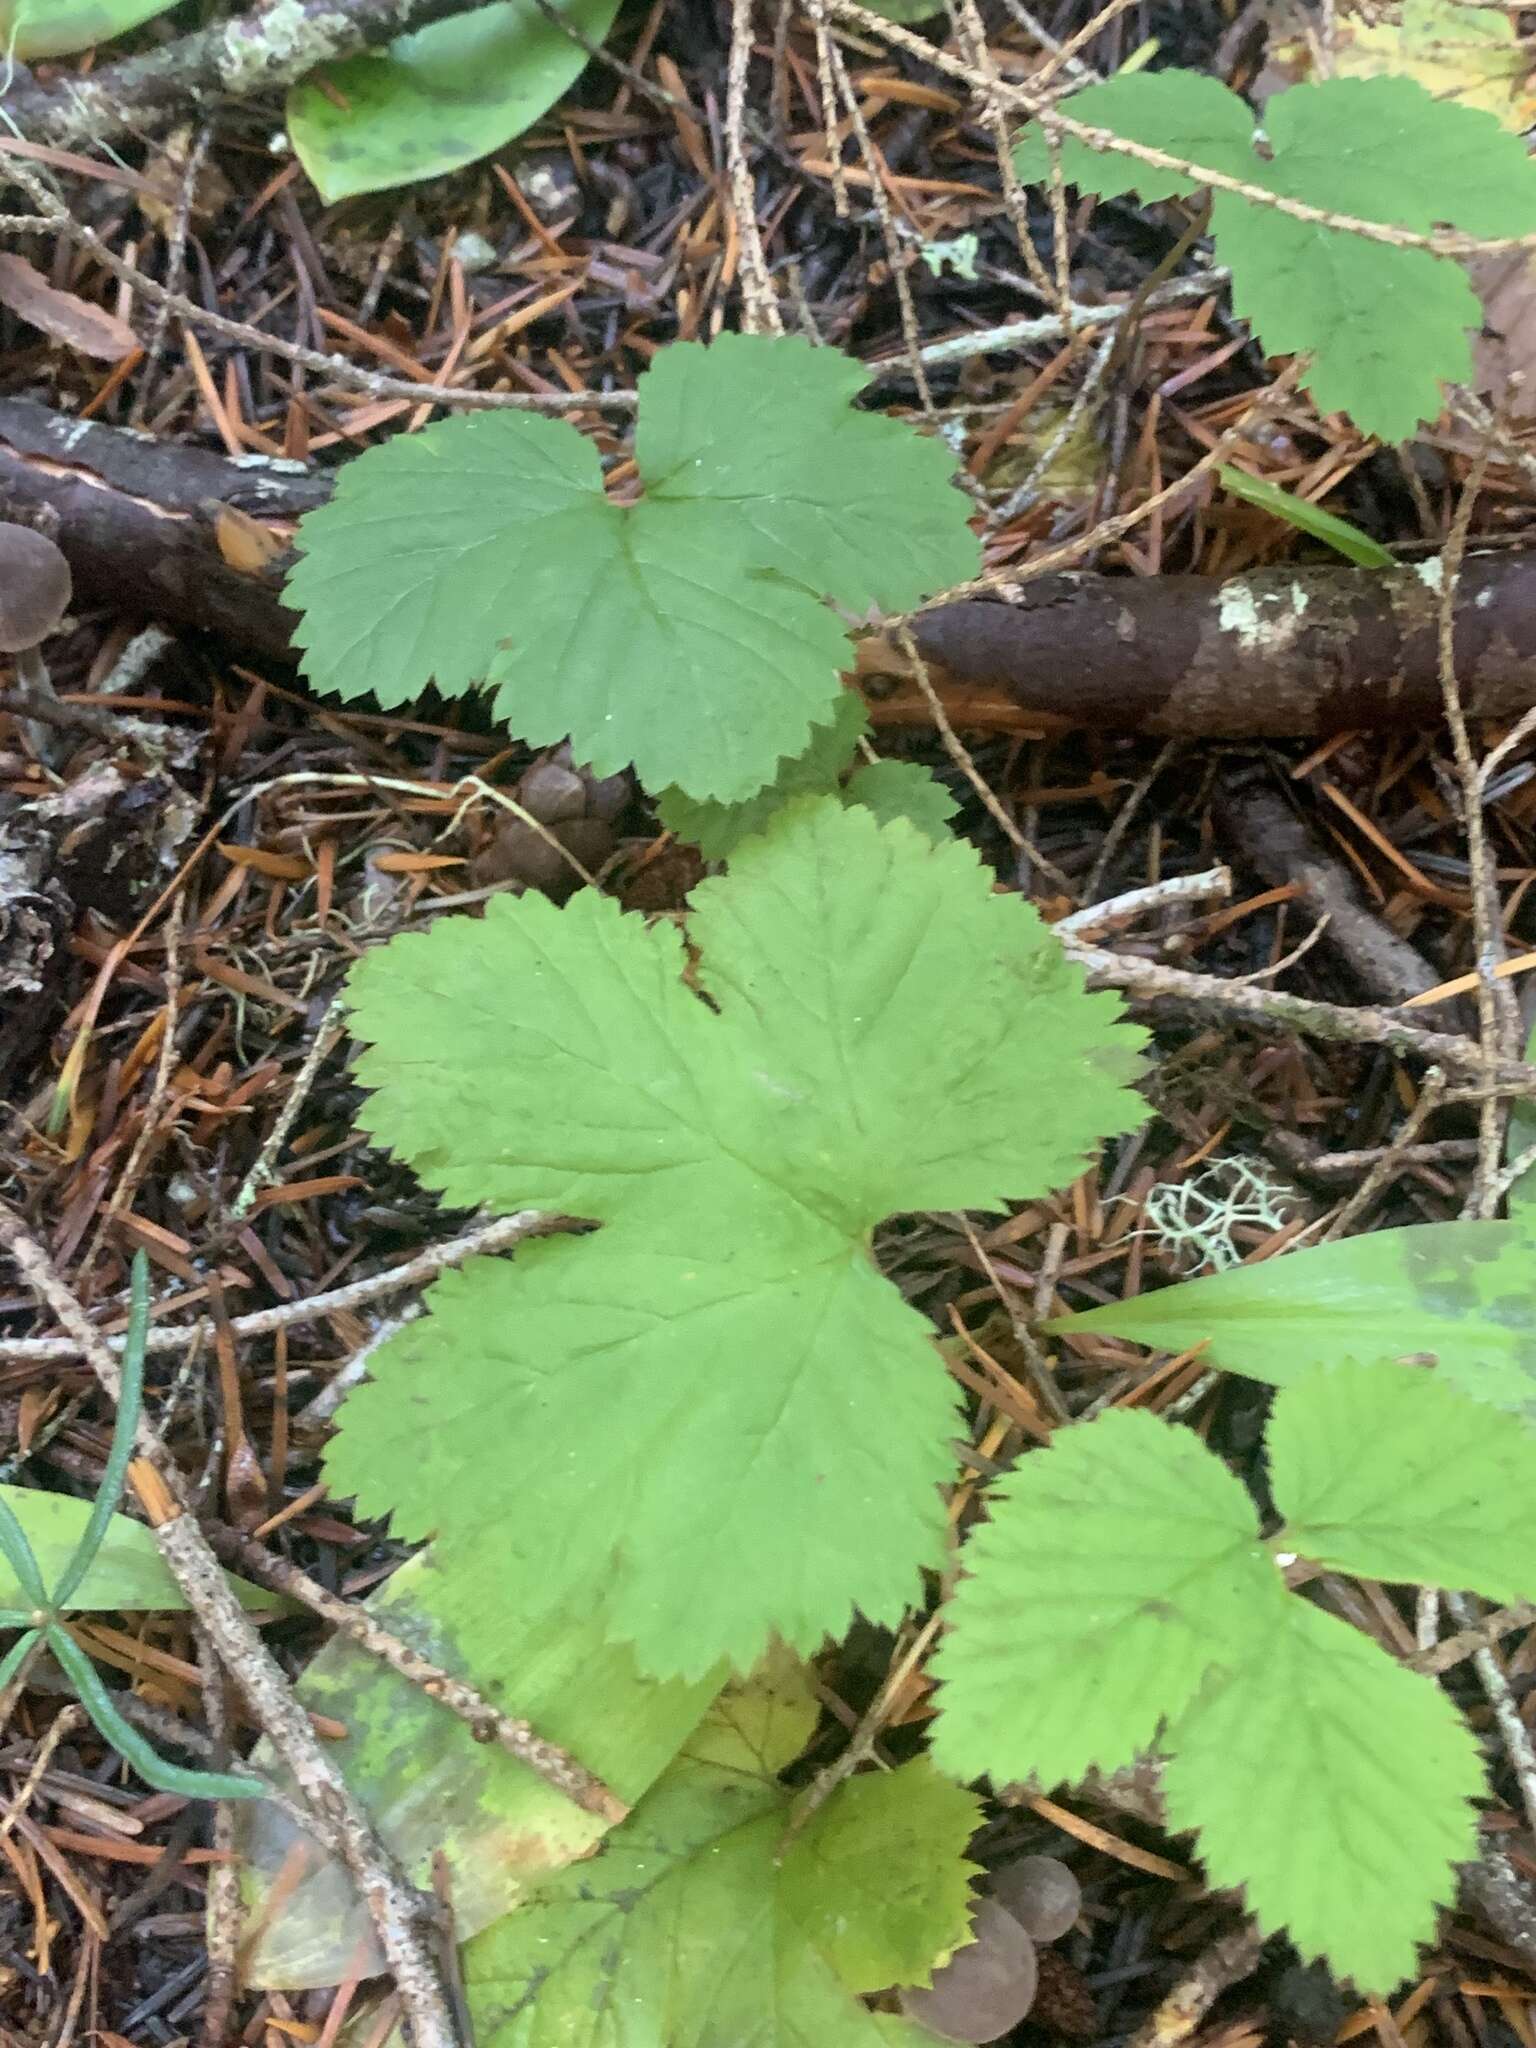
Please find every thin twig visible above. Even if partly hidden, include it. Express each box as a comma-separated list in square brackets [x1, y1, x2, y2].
[0, 1208, 460, 2048]
[0, 1208, 549, 1365]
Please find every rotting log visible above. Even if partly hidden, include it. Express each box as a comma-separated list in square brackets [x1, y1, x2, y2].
[904, 559, 1536, 732]
[6, 393, 1536, 733]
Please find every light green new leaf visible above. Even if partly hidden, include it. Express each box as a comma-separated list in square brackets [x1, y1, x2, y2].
[656, 691, 868, 858]
[235, 1544, 720, 1989]
[0, 1485, 274, 1614]
[1218, 466, 1393, 568]
[289, 335, 978, 803]
[331, 798, 1145, 1679]
[658, 696, 956, 859]
[1051, 1214, 1536, 1412]
[789, 1760, 982, 1992]
[463, 1666, 977, 2047]
[929, 1410, 1281, 1788]
[1163, 1596, 1484, 1991]
[1016, 71, 1536, 438]
[2, 0, 173, 60]
[287, 0, 620, 204]
[843, 761, 958, 843]
[1268, 1361, 1536, 1600]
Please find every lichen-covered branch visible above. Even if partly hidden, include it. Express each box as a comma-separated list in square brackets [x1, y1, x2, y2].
[3, 0, 495, 149]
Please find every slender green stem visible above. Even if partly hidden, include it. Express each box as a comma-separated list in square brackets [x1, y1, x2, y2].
[0, 1494, 47, 1609]
[53, 1250, 150, 1610]
[0, 1627, 40, 1695]
[0, 1609, 34, 1629]
[45, 1624, 265, 1802]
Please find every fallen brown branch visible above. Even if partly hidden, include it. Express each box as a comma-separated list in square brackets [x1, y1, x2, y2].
[904, 556, 1536, 733]
[9, 394, 1536, 735]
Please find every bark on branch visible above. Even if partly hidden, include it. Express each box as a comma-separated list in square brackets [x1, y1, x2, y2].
[2, 0, 495, 150]
[6, 394, 1536, 736]
[904, 559, 1536, 733]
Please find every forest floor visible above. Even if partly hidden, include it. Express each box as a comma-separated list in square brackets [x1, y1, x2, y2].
[3, 0, 1536, 2043]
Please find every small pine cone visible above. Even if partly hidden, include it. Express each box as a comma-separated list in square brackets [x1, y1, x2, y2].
[1030, 1948, 1098, 2040]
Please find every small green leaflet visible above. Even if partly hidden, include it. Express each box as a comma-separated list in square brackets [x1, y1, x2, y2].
[463, 1658, 980, 2047]
[1163, 1598, 1483, 1993]
[1051, 1212, 1536, 1412]
[932, 1362, 1536, 1990]
[0, 1485, 275, 1614]
[928, 1410, 1282, 1789]
[288, 336, 979, 803]
[1015, 71, 1536, 440]
[656, 690, 957, 858]
[1268, 1359, 1536, 1598]
[1218, 467, 1393, 568]
[331, 797, 1145, 1680]
[287, 0, 620, 204]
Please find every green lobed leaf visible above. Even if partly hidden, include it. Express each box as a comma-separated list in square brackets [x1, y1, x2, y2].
[1015, 70, 1536, 438]
[463, 1663, 978, 2047]
[658, 698, 957, 860]
[330, 798, 1146, 1680]
[1268, 1360, 1536, 1600]
[842, 761, 958, 843]
[1217, 466, 1394, 567]
[1050, 1214, 1536, 1413]
[288, 335, 979, 803]
[1163, 1595, 1485, 1991]
[656, 691, 869, 859]
[0, 1485, 275, 1614]
[235, 1545, 720, 1989]
[287, 0, 621, 204]
[929, 1409, 1281, 1788]
[789, 1759, 982, 1993]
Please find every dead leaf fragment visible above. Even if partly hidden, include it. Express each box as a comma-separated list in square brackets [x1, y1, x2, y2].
[0, 253, 137, 360]
[1269, 0, 1536, 128]
[1469, 252, 1536, 418]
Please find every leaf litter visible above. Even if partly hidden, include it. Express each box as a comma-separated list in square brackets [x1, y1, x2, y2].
[4, 0, 1536, 2040]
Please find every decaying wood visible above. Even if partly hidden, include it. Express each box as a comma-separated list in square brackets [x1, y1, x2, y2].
[0, 396, 321, 659]
[10, 393, 1536, 737]
[905, 557, 1536, 732]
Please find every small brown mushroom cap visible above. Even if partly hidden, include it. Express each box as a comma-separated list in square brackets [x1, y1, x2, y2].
[0, 523, 71, 652]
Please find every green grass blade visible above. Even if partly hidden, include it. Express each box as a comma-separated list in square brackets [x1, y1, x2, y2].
[0, 1628, 41, 1694]
[53, 1251, 149, 1610]
[0, 1493, 48, 1608]
[46, 1625, 266, 1802]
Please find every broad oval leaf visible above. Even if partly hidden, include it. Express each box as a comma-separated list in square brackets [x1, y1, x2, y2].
[0, 1484, 275, 1613]
[1051, 1214, 1536, 1412]
[286, 0, 621, 205]
[3, 0, 174, 60]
